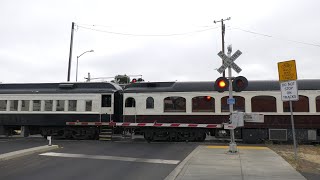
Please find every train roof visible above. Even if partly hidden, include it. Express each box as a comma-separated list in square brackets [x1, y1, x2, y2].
[0, 82, 122, 94]
[124, 79, 320, 93]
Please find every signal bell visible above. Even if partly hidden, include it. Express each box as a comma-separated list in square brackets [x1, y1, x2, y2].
[214, 77, 229, 92]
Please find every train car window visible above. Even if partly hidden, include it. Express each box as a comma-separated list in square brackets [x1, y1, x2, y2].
[0, 100, 7, 111]
[125, 97, 136, 107]
[164, 96, 186, 112]
[316, 96, 320, 112]
[10, 100, 18, 111]
[221, 96, 245, 112]
[251, 96, 276, 112]
[45, 100, 53, 111]
[68, 100, 77, 111]
[85, 100, 92, 111]
[146, 97, 154, 109]
[21, 100, 30, 111]
[56, 100, 65, 111]
[102, 95, 112, 107]
[33, 100, 41, 111]
[192, 96, 215, 112]
[283, 95, 309, 112]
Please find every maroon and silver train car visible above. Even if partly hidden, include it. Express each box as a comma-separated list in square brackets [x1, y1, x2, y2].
[1, 80, 320, 143]
[0, 82, 123, 139]
[123, 80, 320, 143]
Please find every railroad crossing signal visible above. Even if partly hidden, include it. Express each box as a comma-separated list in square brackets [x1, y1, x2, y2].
[214, 76, 248, 93]
[232, 76, 248, 92]
[217, 50, 242, 74]
[214, 77, 229, 92]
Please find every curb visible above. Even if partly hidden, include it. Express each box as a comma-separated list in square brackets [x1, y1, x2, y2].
[0, 145, 59, 161]
[164, 145, 202, 180]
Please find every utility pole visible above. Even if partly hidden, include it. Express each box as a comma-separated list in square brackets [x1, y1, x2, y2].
[67, 22, 75, 82]
[85, 72, 91, 82]
[214, 17, 231, 77]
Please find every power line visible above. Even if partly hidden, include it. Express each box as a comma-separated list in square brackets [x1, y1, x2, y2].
[76, 25, 220, 37]
[77, 23, 216, 28]
[76, 23, 320, 48]
[231, 27, 320, 48]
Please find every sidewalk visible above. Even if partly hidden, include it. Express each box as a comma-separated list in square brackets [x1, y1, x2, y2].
[166, 145, 306, 180]
[0, 137, 58, 161]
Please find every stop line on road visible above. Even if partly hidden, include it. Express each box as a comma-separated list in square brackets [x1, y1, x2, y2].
[40, 152, 180, 165]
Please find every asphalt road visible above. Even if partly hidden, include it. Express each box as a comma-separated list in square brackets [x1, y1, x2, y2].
[0, 137, 48, 154]
[0, 140, 198, 180]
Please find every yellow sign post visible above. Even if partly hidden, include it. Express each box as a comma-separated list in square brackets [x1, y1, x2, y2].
[277, 59, 298, 160]
[277, 60, 297, 81]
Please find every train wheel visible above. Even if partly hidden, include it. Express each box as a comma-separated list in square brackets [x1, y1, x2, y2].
[196, 131, 206, 142]
[144, 131, 154, 142]
[199, 132, 206, 142]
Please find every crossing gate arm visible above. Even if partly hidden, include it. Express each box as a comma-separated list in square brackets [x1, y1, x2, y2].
[66, 121, 223, 129]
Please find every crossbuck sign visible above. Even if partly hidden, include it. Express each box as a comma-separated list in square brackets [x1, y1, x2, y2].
[217, 50, 242, 74]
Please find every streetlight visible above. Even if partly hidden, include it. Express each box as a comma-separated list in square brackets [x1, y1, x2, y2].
[76, 50, 94, 82]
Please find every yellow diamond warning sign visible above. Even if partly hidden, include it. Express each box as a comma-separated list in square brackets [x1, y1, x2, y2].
[277, 60, 297, 81]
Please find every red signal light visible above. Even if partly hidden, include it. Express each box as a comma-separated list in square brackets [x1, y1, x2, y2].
[214, 77, 229, 92]
[218, 80, 227, 88]
[132, 78, 137, 83]
[232, 76, 248, 92]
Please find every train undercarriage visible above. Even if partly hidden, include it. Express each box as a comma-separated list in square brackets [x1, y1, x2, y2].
[40, 126, 209, 142]
[1, 125, 319, 143]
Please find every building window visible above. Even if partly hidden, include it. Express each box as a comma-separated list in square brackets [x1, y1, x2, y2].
[221, 96, 245, 112]
[0, 100, 7, 111]
[10, 100, 18, 111]
[125, 97, 136, 107]
[45, 100, 53, 111]
[164, 96, 186, 112]
[316, 96, 320, 112]
[146, 97, 154, 109]
[192, 96, 215, 112]
[251, 96, 277, 112]
[68, 100, 77, 111]
[33, 100, 41, 111]
[85, 100, 92, 111]
[32, 100, 41, 111]
[102, 95, 112, 107]
[21, 100, 30, 111]
[283, 95, 309, 112]
[56, 100, 65, 111]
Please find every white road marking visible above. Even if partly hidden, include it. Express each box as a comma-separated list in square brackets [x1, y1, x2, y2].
[40, 152, 180, 165]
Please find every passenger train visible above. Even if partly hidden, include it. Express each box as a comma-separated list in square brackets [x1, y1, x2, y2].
[0, 79, 319, 143]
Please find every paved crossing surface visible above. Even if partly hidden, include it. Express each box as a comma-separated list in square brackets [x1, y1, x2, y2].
[0, 139, 197, 180]
[1, 137, 318, 180]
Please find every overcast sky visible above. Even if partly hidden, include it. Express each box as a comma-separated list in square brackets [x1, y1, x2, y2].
[0, 0, 319, 83]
